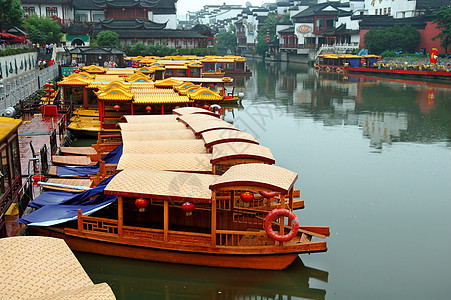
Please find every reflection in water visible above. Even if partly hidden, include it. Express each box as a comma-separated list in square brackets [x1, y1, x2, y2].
[76, 253, 328, 300]
[249, 60, 451, 149]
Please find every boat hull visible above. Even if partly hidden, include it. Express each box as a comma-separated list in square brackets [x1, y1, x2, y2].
[344, 67, 451, 79]
[29, 226, 324, 270]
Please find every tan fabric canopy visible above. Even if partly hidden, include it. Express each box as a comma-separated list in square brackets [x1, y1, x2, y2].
[185, 120, 239, 135]
[121, 129, 196, 142]
[172, 107, 219, 117]
[123, 115, 178, 123]
[210, 163, 298, 194]
[117, 153, 212, 173]
[104, 168, 218, 202]
[201, 130, 259, 147]
[118, 122, 186, 131]
[122, 140, 206, 154]
[0, 236, 115, 300]
[211, 142, 275, 164]
[177, 113, 219, 125]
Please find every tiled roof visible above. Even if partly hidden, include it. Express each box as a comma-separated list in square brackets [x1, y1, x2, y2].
[96, 18, 167, 30]
[93, 0, 159, 9]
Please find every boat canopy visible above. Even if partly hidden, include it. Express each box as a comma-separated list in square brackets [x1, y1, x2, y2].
[185, 120, 239, 135]
[116, 153, 212, 173]
[104, 168, 218, 203]
[201, 129, 259, 147]
[118, 122, 186, 131]
[172, 107, 219, 116]
[122, 114, 178, 123]
[211, 142, 274, 164]
[122, 140, 206, 154]
[121, 129, 196, 142]
[210, 164, 298, 194]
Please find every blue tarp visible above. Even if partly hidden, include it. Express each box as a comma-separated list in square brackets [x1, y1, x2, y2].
[349, 58, 360, 68]
[19, 195, 117, 226]
[20, 175, 117, 226]
[56, 144, 123, 177]
[28, 191, 78, 208]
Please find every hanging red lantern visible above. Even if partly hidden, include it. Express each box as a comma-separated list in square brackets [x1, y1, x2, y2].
[49, 89, 55, 93]
[49, 83, 54, 87]
[240, 192, 254, 203]
[113, 104, 120, 111]
[181, 202, 195, 216]
[151, 38, 154, 41]
[45, 83, 50, 87]
[203, 105, 210, 110]
[145, 106, 152, 112]
[45, 88, 50, 92]
[143, 8, 146, 11]
[45, 94, 50, 97]
[181, 38, 184, 41]
[122, 8, 125, 11]
[191, 38, 194, 41]
[135, 198, 149, 212]
[134, 38, 137, 41]
[167, 38, 171, 41]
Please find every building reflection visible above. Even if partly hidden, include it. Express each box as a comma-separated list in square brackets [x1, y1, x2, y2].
[249, 60, 451, 149]
[76, 253, 328, 300]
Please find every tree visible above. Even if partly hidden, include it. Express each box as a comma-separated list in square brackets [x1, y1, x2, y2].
[24, 15, 62, 44]
[0, 0, 23, 29]
[96, 31, 119, 47]
[256, 12, 279, 56]
[432, 6, 451, 54]
[364, 25, 420, 54]
[216, 24, 237, 54]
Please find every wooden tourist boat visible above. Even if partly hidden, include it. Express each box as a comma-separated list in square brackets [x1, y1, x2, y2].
[315, 54, 451, 79]
[22, 108, 328, 269]
[29, 163, 328, 270]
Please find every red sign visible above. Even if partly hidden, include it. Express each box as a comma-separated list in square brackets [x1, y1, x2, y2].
[430, 48, 438, 64]
[298, 25, 311, 33]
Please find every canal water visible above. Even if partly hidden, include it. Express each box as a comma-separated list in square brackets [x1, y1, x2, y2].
[75, 60, 451, 299]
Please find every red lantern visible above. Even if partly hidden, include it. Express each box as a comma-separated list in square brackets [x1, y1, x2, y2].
[168, 38, 171, 41]
[143, 8, 146, 11]
[240, 192, 254, 203]
[134, 38, 137, 41]
[49, 83, 54, 87]
[113, 104, 120, 111]
[45, 94, 50, 97]
[45, 83, 50, 87]
[145, 106, 152, 112]
[135, 198, 149, 212]
[203, 105, 210, 110]
[151, 38, 154, 41]
[191, 38, 194, 41]
[122, 8, 125, 11]
[45, 88, 50, 92]
[181, 202, 195, 216]
[181, 38, 184, 41]
[174, 106, 180, 109]
[49, 89, 55, 93]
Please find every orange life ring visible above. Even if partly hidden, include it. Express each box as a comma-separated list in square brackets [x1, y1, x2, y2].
[264, 209, 299, 242]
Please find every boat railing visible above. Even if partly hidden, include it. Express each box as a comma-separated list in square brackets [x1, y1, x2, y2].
[216, 230, 276, 247]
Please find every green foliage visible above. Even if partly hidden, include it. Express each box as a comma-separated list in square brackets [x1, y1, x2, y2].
[256, 12, 279, 56]
[0, 0, 23, 28]
[432, 6, 451, 54]
[279, 14, 291, 23]
[96, 31, 119, 47]
[23, 15, 63, 44]
[0, 47, 34, 57]
[364, 25, 421, 54]
[217, 24, 237, 54]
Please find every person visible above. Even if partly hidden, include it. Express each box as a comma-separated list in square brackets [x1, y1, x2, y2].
[0, 75, 3, 89]
[104, 60, 109, 67]
[71, 57, 77, 66]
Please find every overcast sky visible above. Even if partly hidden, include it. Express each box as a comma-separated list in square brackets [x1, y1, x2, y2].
[177, 0, 268, 16]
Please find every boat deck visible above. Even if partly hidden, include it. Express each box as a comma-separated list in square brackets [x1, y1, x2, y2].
[60, 146, 97, 156]
[52, 155, 93, 166]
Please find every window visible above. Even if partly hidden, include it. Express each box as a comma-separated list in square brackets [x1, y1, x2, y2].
[0, 147, 10, 198]
[92, 12, 105, 22]
[388, 7, 391, 15]
[75, 12, 89, 22]
[23, 6, 35, 15]
[46, 7, 58, 17]
[316, 19, 325, 31]
[384, 8, 387, 15]
[9, 138, 20, 180]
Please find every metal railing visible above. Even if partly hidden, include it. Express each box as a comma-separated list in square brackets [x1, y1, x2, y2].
[0, 63, 59, 112]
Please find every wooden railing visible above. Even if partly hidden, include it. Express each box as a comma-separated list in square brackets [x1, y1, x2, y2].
[216, 230, 276, 247]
